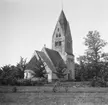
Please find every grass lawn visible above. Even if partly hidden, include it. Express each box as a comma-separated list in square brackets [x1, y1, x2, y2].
[0, 86, 108, 105]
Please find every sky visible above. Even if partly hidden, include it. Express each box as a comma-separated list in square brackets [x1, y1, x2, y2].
[0, 0, 108, 66]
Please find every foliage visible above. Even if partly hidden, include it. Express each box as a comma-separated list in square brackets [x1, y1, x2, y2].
[84, 31, 107, 63]
[75, 60, 89, 81]
[75, 63, 81, 81]
[76, 30, 108, 83]
[12, 87, 17, 93]
[16, 56, 27, 78]
[52, 61, 68, 92]
[54, 60, 67, 80]
[0, 56, 27, 85]
[0, 56, 47, 86]
[0, 65, 21, 85]
[52, 80, 69, 92]
[91, 76, 107, 87]
[17, 79, 44, 86]
[52, 80, 61, 92]
[33, 58, 47, 79]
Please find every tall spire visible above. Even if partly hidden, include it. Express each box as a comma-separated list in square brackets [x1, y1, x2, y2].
[58, 10, 67, 34]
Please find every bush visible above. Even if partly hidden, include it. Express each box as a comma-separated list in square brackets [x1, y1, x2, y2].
[12, 87, 17, 92]
[91, 76, 107, 87]
[17, 79, 31, 86]
[0, 77, 45, 86]
[16, 79, 44, 86]
[0, 77, 17, 86]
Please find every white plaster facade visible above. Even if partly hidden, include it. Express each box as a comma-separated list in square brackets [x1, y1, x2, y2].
[24, 70, 35, 79]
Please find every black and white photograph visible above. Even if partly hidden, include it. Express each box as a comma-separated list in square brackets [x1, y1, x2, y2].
[0, 0, 108, 105]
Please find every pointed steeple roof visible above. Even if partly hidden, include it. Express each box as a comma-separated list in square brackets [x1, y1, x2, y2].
[58, 10, 68, 34]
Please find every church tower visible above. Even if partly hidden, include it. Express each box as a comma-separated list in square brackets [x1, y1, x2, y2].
[52, 10, 75, 80]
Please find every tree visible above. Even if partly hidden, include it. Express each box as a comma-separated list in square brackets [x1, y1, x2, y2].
[34, 58, 47, 79]
[0, 65, 11, 79]
[84, 31, 107, 77]
[77, 30, 108, 81]
[54, 60, 67, 80]
[0, 65, 21, 85]
[76, 56, 89, 81]
[84, 31, 107, 63]
[101, 53, 108, 62]
[75, 63, 81, 81]
[16, 56, 27, 78]
[0, 68, 3, 76]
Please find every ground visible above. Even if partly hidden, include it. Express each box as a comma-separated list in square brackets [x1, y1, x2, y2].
[0, 85, 108, 105]
[1, 92, 108, 105]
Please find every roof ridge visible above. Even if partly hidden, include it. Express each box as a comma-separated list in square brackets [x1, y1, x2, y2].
[45, 47, 59, 53]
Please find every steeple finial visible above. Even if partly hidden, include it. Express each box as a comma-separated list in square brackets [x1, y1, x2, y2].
[61, 0, 64, 10]
[44, 44, 46, 48]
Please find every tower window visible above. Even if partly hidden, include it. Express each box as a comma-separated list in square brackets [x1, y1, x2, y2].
[59, 41, 61, 46]
[55, 41, 61, 46]
[55, 42, 58, 46]
[56, 34, 58, 37]
[59, 33, 61, 37]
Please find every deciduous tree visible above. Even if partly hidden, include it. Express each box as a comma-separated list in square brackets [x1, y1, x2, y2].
[84, 30, 107, 63]
[54, 60, 67, 80]
[33, 58, 47, 79]
[77, 30, 108, 81]
[16, 56, 27, 78]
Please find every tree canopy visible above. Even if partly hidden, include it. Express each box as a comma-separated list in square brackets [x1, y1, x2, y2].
[76, 30, 108, 81]
[84, 31, 107, 63]
[54, 60, 67, 80]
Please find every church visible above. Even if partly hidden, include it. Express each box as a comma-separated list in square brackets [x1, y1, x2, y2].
[24, 10, 75, 82]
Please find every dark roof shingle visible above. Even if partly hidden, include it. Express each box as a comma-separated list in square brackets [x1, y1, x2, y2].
[25, 55, 38, 72]
[45, 48, 65, 67]
[58, 10, 68, 34]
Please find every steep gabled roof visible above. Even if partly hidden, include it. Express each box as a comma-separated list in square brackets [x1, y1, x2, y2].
[25, 55, 38, 71]
[44, 48, 65, 67]
[36, 50, 56, 72]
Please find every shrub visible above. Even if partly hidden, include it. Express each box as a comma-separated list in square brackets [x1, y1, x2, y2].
[52, 86, 57, 92]
[12, 87, 17, 93]
[16, 79, 44, 86]
[65, 86, 69, 92]
[52, 81, 61, 92]
[17, 79, 31, 86]
[91, 76, 107, 87]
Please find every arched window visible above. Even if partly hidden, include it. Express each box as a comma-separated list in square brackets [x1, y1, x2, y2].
[55, 41, 61, 46]
[59, 41, 61, 46]
[55, 42, 58, 46]
[56, 34, 58, 37]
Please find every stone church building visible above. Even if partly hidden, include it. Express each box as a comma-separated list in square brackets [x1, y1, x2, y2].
[24, 10, 75, 82]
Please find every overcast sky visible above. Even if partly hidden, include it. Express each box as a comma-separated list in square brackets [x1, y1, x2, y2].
[0, 0, 108, 66]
